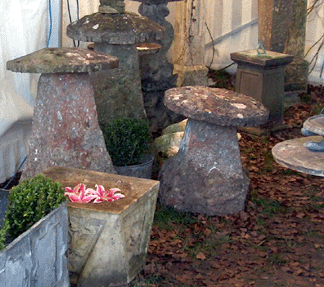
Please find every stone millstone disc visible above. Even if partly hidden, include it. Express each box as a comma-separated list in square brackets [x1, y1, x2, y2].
[6, 48, 119, 74]
[67, 12, 164, 45]
[272, 136, 324, 177]
[164, 86, 269, 127]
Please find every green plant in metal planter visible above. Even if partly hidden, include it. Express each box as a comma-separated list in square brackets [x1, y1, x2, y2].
[103, 118, 151, 166]
[0, 174, 66, 249]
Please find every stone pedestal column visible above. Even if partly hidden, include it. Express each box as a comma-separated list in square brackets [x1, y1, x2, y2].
[132, 0, 182, 90]
[131, 0, 186, 133]
[258, 0, 308, 92]
[230, 50, 293, 128]
[172, 0, 208, 86]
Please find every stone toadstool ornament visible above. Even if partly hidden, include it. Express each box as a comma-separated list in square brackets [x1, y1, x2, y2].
[7, 48, 119, 179]
[159, 86, 269, 215]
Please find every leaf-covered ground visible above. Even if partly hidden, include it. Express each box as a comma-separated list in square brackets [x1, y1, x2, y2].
[131, 84, 324, 287]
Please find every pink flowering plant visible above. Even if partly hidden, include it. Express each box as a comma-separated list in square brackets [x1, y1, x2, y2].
[65, 183, 125, 203]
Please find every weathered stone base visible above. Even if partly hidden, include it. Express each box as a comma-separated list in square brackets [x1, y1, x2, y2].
[159, 119, 249, 215]
[91, 67, 147, 127]
[42, 166, 160, 287]
[22, 73, 115, 179]
[174, 64, 209, 87]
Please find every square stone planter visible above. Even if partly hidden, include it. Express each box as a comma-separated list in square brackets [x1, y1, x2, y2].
[0, 201, 69, 286]
[42, 166, 160, 287]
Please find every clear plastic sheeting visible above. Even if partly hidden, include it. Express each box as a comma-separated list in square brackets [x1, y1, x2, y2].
[203, 0, 258, 73]
[0, 0, 48, 183]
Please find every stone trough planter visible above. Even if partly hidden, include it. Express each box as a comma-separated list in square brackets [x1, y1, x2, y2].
[0, 201, 69, 286]
[42, 166, 160, 287]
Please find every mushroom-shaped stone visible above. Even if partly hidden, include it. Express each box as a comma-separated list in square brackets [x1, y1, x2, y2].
[159, 86, 269, 216]
[67, 10, 164, 126]
[67, 12, 164, 45]
[7, 48, 119, 179]
[164, 86, 269, 127]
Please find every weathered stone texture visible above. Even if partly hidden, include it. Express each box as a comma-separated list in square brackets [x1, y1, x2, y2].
[230, 50, 293, 127]
[159, 119, 249, 215]
[42, 166, 159, 287]
[164, 86, 269, 127]
[272, 136, 324, 177]
[6, 48, 119, 74]
[67, 12, 164, 45]
[67, 9, 165, 125]
[258, 0, 308, 91]
[159, 86, 268, 215]
[22, 73, 115, 179]
[136, 1, 179, 90]
[0, 202, 69, 287]
[91, 67, 147, 126]
[172, 0, 208, 86]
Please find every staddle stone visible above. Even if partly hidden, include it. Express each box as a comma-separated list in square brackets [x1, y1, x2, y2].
[7, 48, 119, 179]
[159, 86, 269, 215]
[67, 12, 164, 125]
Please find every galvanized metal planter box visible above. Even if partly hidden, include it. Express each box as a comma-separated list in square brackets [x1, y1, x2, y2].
[42, 166, 160, 287]
[0, 201, 70, 286]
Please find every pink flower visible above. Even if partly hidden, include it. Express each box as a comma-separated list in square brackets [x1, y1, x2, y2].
[65, 183, 98, 203]
[89, 185, 125, 203]
[65, 184, 125, 203]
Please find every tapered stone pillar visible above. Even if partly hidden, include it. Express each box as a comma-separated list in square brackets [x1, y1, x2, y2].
[172, 0, 208, 87]
[258, 0, 308, 92]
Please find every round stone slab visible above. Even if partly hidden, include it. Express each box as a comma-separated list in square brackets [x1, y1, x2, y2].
[6, 48, 119, 74]
[164, 86, 269, 127]
[137, 42, 161, 56]
[272, 136, 324, 177]
[303, 114, 324, 136]
[67, 12, 164, 45]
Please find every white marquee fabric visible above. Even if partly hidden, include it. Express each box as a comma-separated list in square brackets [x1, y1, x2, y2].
[0, 0, 47, 183]
[0, 0, 323, 183]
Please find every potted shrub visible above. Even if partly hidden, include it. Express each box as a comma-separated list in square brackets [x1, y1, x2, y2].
[0, 174, 69, 286]
[102, 118, 154, 178]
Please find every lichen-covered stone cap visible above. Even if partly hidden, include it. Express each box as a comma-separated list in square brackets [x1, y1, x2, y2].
[230, 50, 293, 68]
[164, 86, 269, 127]
[6, 48, 119, 74]
[67, 12, 164, 45]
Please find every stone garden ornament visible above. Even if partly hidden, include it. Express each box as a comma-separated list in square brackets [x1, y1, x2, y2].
[159, 86, 269, 216]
